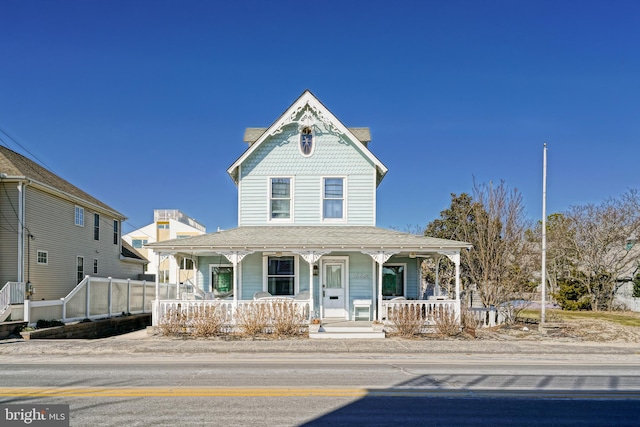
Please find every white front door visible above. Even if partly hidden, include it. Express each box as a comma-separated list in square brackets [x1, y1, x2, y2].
[322, 260, 346, 318]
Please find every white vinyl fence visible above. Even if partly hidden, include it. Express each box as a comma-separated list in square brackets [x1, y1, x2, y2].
[25, 276, 177, 325]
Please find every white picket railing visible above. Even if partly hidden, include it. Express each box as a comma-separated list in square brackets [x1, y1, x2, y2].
[382, 299, 459, 326]
[469, 307, 507, 327]
[155, 299, 311, 327]
[381, 299, 508, 329]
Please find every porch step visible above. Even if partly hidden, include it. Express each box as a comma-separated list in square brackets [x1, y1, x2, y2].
[310, 331, 385, 339]
[309, 325, 385, 339]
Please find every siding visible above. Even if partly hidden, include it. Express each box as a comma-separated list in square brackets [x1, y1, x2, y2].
[24, 186, 133, 300]
[240, 252, 263, 299]
[347, 252, 375, 318]
[239, 125, 377, 226]
[0, 183, 19, 284]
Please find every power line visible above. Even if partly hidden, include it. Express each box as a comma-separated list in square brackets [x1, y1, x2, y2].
[0, 127, 58, 174]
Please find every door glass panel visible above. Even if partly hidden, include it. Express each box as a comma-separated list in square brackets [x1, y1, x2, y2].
[325, 264, 342, 289]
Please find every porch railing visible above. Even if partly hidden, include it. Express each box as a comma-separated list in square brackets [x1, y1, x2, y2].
[25, 276, 177, 325]
[381, 300, 507, 328]
[381, 299, 459, 325]
[1, 282, 25, 321]
[154, 299, 311, 327]
[469, 307, 507, 327]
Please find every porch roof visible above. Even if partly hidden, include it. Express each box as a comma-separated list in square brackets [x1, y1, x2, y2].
[146, 226, 471, 254]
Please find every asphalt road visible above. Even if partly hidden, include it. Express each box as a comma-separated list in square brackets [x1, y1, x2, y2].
[1, 353, 639, 426]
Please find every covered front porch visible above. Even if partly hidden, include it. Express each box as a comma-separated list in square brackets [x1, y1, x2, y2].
[147, 226, 471, 333]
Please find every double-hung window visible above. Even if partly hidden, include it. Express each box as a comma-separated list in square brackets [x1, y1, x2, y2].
[77, 256, 84, 284]
[270, 178, 291, 220]
[267, 256, 295, 296]
[94, 213, 100, 240]
[323, 177, 345, 220]
[75, 206, 84, 226]
[113, 220, 119, 244]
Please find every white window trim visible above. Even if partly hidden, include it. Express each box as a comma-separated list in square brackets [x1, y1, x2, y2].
[268, 176, 294, 222]
[36, 250, 48, 265]
[321, 176, 347, 222]
[382, 263, 407, 298]
[75, 206, 84, 227]
[262, 253, 299, 295]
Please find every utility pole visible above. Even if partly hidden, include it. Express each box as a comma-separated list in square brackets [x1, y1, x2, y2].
[541, 143, 547, 324]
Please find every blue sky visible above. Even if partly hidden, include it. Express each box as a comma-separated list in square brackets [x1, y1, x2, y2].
[1, 0, 638, 234]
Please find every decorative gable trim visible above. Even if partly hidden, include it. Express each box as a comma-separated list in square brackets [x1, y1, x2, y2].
[228, 90, 387, 184]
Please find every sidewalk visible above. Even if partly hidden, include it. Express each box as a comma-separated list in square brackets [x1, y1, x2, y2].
[1, 329, 638, 362]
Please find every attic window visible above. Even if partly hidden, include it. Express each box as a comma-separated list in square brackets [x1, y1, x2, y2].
[299, 127, 314, 156]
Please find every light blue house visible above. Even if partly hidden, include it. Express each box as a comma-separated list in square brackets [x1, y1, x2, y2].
[149, 90, 470, 323]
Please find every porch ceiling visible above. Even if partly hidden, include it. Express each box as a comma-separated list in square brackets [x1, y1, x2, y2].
[146, 226, 471, 255]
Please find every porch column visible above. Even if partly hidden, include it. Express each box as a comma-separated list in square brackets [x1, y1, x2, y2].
[155, 252, 161, 301]
[363, 251, 398, 321]
[293, 250, 329, 320]
[434, 255, 442, 297]
[220, 251, 253, 307]
[439, 250, 461, 320]
[173, 254, 181, 299]
[192, 257, 198, 294]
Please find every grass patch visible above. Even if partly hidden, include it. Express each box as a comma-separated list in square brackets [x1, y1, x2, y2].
[519, 309, 640, 327]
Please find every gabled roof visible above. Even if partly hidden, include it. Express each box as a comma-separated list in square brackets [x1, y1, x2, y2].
[228, 90, 388, 185]
[0, 145, 125, 218]
[147, 226, 471, 253]
[121, 240, 150, 264]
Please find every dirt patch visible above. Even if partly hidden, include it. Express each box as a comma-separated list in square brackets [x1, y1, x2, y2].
[475, 317, 640, 343]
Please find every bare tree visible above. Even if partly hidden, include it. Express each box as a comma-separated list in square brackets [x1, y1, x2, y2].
[425, 180, 535, 308]
[465, 180, 535, 307]
[562, 189, 640, 310]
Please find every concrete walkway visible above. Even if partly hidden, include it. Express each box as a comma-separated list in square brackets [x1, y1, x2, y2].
[0, 329, 638, 362]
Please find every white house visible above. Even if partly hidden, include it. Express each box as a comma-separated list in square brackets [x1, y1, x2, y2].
[148, 90, 471, 325]
[123, 209, 206, 286]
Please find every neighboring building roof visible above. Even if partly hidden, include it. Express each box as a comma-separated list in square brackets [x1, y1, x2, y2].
[154, 209, 206, 232]
[147, 226, 471, 253]
[228, 90, 387, 185]
[0, 145, 125, 218]
[121, 240, 149, 263]
[243, 127, 371, 145]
